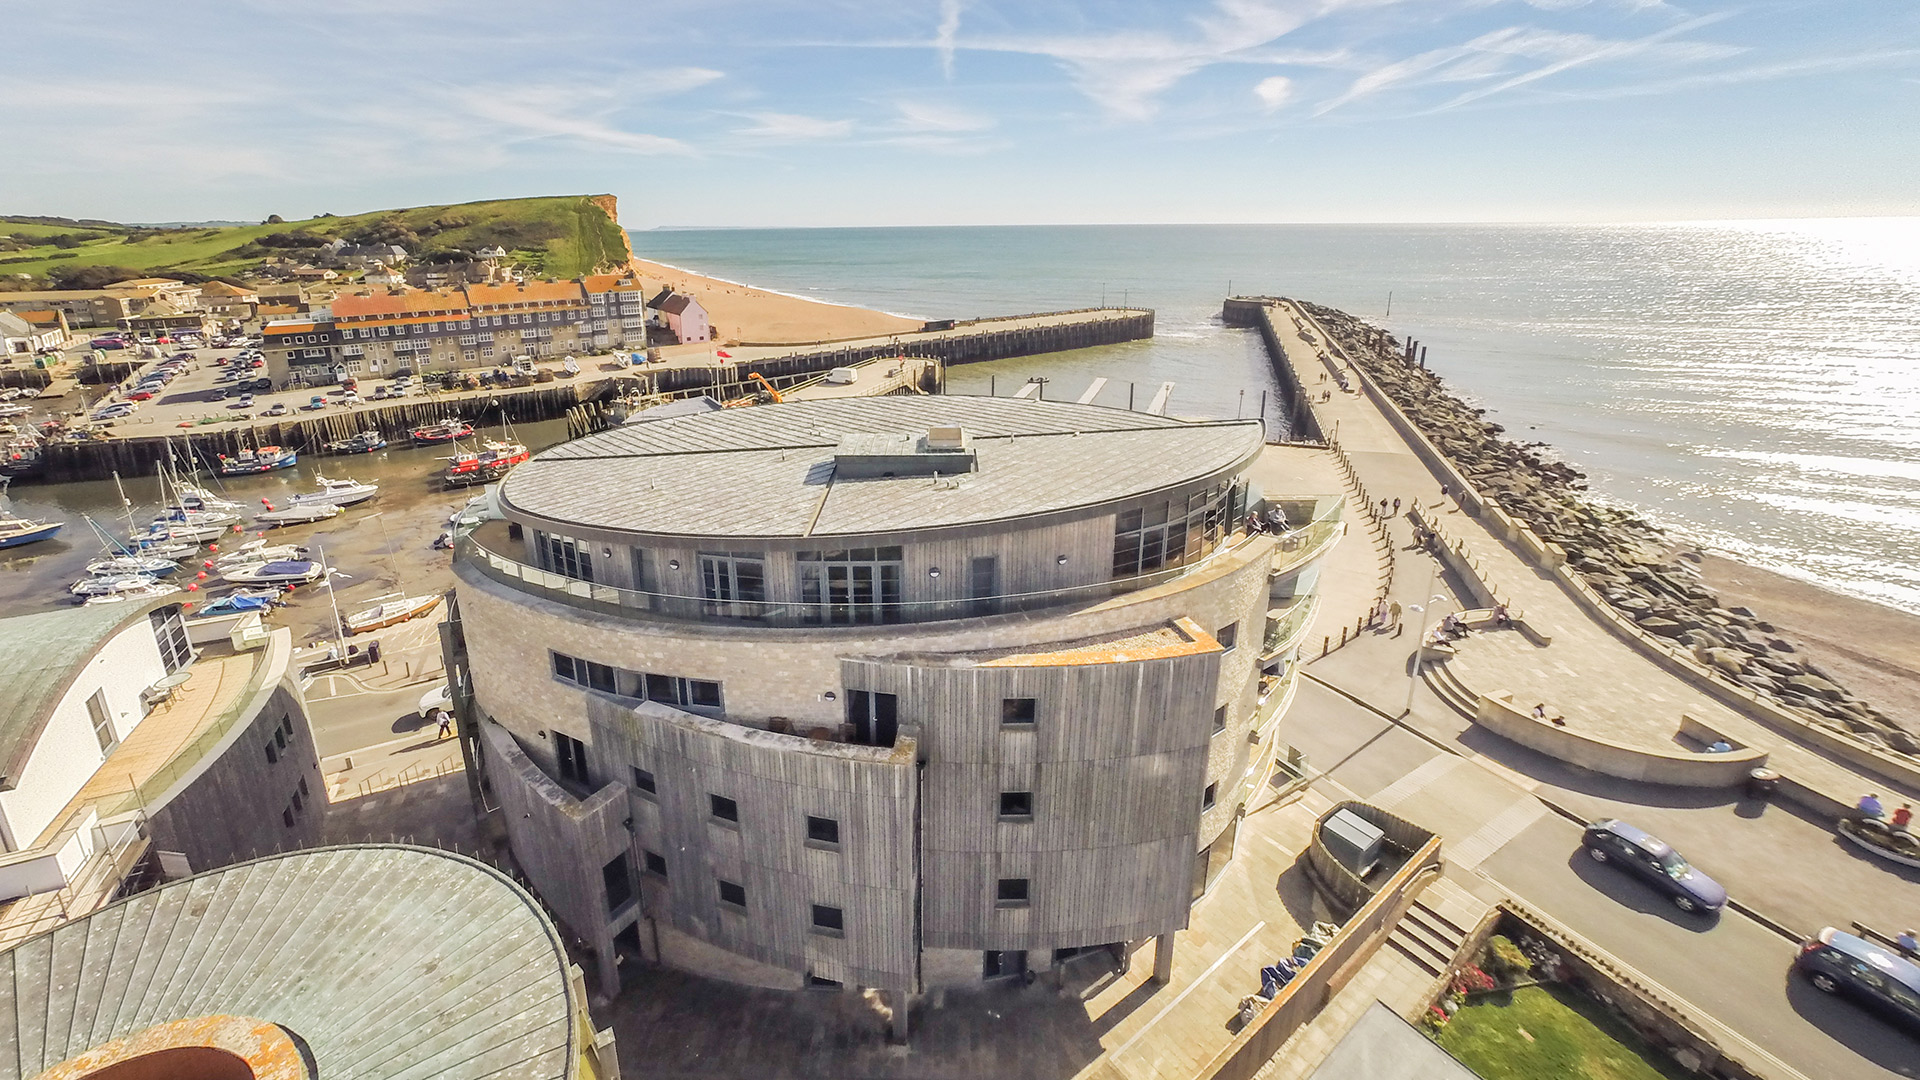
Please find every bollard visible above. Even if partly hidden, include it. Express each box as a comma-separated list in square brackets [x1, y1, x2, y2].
[1322, 636, 1330, 657]
[1340, 626, 1348, 646]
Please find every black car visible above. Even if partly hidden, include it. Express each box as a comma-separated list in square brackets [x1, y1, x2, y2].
[1581, 819, 1727, 913]
[1795, 927, 1920, 1034]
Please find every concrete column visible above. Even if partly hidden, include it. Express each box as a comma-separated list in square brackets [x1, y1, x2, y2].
[889, 989, 911, 1042]
[1153, 932, 1176, 984]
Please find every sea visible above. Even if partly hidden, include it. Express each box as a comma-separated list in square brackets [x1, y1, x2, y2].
[633, 221, 1920, 616]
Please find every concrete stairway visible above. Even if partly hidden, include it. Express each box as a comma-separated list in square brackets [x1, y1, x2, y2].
[1422, 658, 1480, 719]
[1384, 876, 1488, 979]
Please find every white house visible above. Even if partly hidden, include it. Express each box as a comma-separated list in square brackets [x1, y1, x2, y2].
[0, 312, 63, 357]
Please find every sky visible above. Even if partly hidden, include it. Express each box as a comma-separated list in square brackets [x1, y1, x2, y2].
[2, 0, 1916, 227]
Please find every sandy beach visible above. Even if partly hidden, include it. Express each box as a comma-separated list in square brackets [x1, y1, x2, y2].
[1698, 554, 1920, 731]
[628, 256, 921, 346]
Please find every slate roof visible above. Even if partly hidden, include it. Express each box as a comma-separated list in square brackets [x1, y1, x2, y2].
[501, 396, 1265, 539]
[0, 846, 576, 1080]
[0, 604, 152, 788]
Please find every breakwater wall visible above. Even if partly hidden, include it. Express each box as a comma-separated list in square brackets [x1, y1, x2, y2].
[1223, 297, 1321, 441]
[38, 380, 626, 483]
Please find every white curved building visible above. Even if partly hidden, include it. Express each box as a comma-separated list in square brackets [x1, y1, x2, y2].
[444, 396, 1338, 1025]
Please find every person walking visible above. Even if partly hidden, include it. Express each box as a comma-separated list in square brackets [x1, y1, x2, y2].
[1392, 497, 1401, 515]
[1439, 483, 1451, 503]
[1389, 600, 1403, 629]
[435, 709, 453, 739]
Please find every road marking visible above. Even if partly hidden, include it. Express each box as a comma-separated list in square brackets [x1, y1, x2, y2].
[1109, 920, 1268, 1059]
[1369, 755, 1462, 810]
[1448, 797, 1549, 870]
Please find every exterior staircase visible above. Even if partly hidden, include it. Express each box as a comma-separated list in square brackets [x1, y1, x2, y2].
[1422, 657, 1480, 719]
[1384, 876, 1489, 979]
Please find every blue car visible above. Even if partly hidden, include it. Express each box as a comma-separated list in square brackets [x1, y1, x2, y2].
[1581, 819, 1727, 913]
[1795, 927, 1920, 1035]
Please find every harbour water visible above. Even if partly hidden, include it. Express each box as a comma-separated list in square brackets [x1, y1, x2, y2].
[635, 220, 1920, 615]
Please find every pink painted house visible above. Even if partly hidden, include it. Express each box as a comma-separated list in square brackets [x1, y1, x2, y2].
[647, 289, 710, 344]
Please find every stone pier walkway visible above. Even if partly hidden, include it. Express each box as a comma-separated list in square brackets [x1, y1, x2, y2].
[1256, 298, 1916, 809]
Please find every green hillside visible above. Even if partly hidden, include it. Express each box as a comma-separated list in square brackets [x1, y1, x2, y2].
[0, 194, 629, 287]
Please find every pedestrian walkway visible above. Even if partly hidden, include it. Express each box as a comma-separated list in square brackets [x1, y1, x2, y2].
[1261, 299, 1916, 808]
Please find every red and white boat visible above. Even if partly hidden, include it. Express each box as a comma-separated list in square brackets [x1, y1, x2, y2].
[410, 418, 473, 445]
[444, 439, 529, 487]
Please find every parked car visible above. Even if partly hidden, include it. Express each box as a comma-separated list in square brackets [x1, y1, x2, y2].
[337, 391, 361, 405]
[1795, 928, 1920, 1034]
[251, 377, 273, 392]
[262, 402, 289, 417]
[125, 389, 155, 401]
[1580, 819, 1726, 913]
[304, 395, 329, 410]
[233, 394, 255, 409]
[91, 402, 136, 420]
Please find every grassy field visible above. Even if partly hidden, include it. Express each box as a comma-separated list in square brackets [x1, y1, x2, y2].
[1434, 985, 1694, 1080]
[0, 195, 629, 282]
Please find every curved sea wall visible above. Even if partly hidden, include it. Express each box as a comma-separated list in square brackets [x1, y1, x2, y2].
[1295, 301, 1920, 771]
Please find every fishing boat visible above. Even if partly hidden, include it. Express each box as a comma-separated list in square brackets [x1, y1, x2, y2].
[409, 418, 473, 445]
[0, 516, 64, 549]
[255, 502, 344, 527]
[324, 430, 388, 455]
[83, 581, 180, 606]
[443, 439, 529, 487]
[86, 554, 180, 577]
[216, 445, 298, 475]
[223, 559, 326, 585]
[70, 573, 161, 598]
[345, 593, 442, 635]
[1, 427, 44, 478]
[285, 475, 378, 508]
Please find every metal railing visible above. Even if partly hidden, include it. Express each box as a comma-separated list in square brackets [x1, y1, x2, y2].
[1262, 596, 1320, 659]
[1268, 514, 1344, 580]
[455, 529, 1272, 629]
[102, 644, 280, 818]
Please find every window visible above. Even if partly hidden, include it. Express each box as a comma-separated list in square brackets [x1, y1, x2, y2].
[603, 853, 634, 914]
[996, 878, 1030, 906]
[644, 850, 668, 877]
[1112, 484, 1238, 578]
[1213, 705, 1228, 734]
[264, 741, 278, 765]
[811, 904, 845, 934]
[999, 791, 1034, 820]
[87, 689, 117, 756]
[1002, 698, 1037, 727]
[552, 652, 616, 694]
[718, 879, 747, 908]
[644, 673, 724, 713]
[710, 793, 739, 823]
[806, 815, 839, 845]
[1202, 782, 1218, 811]
[631, 767, 656, 795]
[555, 732, 589, 786]
[149, 605, 191, 673]
[274, 728, 287, 750]
[282, 807, 294, 828]
[534, 530, 593, 582]
[798, 547, 904, 624]
[1216, 622, 1238, 650]
[845, 689, 899, 747]
[699, 552, 766, 618]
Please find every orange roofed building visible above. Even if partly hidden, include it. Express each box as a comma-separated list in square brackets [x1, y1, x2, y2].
[262, 274, 652, 385]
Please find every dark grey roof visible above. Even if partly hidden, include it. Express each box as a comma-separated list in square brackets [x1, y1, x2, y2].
[622, 395, 724, 424]
[501, 396, 1264, 539]
[0, 604, 154, 788]
[0, 846, 575, 1080]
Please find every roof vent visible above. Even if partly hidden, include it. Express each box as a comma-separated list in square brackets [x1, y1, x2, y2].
[834, 428, 976, 478]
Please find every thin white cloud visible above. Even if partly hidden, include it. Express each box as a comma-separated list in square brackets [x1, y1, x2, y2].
[936, 0, 965, 78]
[732, 112, 856, 140]
[1434, 12, 1738, 110]
[892, 101, 995, 133]
[1255, 75, 1295, 110]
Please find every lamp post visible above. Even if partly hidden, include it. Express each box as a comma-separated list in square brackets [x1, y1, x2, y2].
[1403, 560, 1448, 717]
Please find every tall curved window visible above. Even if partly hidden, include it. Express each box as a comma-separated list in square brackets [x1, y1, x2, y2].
[1112, 483, 1241, 578]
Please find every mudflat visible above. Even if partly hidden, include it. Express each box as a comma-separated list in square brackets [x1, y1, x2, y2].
[1698, 554, 1920, 731]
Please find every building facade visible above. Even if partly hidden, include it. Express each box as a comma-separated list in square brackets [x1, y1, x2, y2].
[446, 396, 1338, 1014]
[265, 275, 652, 385]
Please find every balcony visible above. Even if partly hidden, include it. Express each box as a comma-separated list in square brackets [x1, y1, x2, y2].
[1268, 512, 1344, 580]
[456, 521, 1270, 630]
[1262, 596, 1320, 661]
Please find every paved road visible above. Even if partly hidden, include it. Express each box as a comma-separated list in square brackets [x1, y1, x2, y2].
[1279, 677, 1920, 1080]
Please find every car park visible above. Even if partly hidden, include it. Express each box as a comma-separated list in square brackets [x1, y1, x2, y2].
[1795, 928, 1920, 1034]
[1580, 819, 1726, 913]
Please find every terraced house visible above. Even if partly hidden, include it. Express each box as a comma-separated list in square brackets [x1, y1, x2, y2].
[443, 395, 1342, 1028]
[262, 273, 653, 385]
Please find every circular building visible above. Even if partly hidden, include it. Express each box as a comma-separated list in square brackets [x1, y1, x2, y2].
[448, 395, 1338, 1014]
[0, 845, 607, 1080]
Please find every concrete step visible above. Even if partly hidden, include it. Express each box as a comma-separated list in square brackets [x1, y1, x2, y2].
[1423, 660, 1478, 718]
[1383, 933, 1449, 979]
[1392, 910, 1458, 968]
